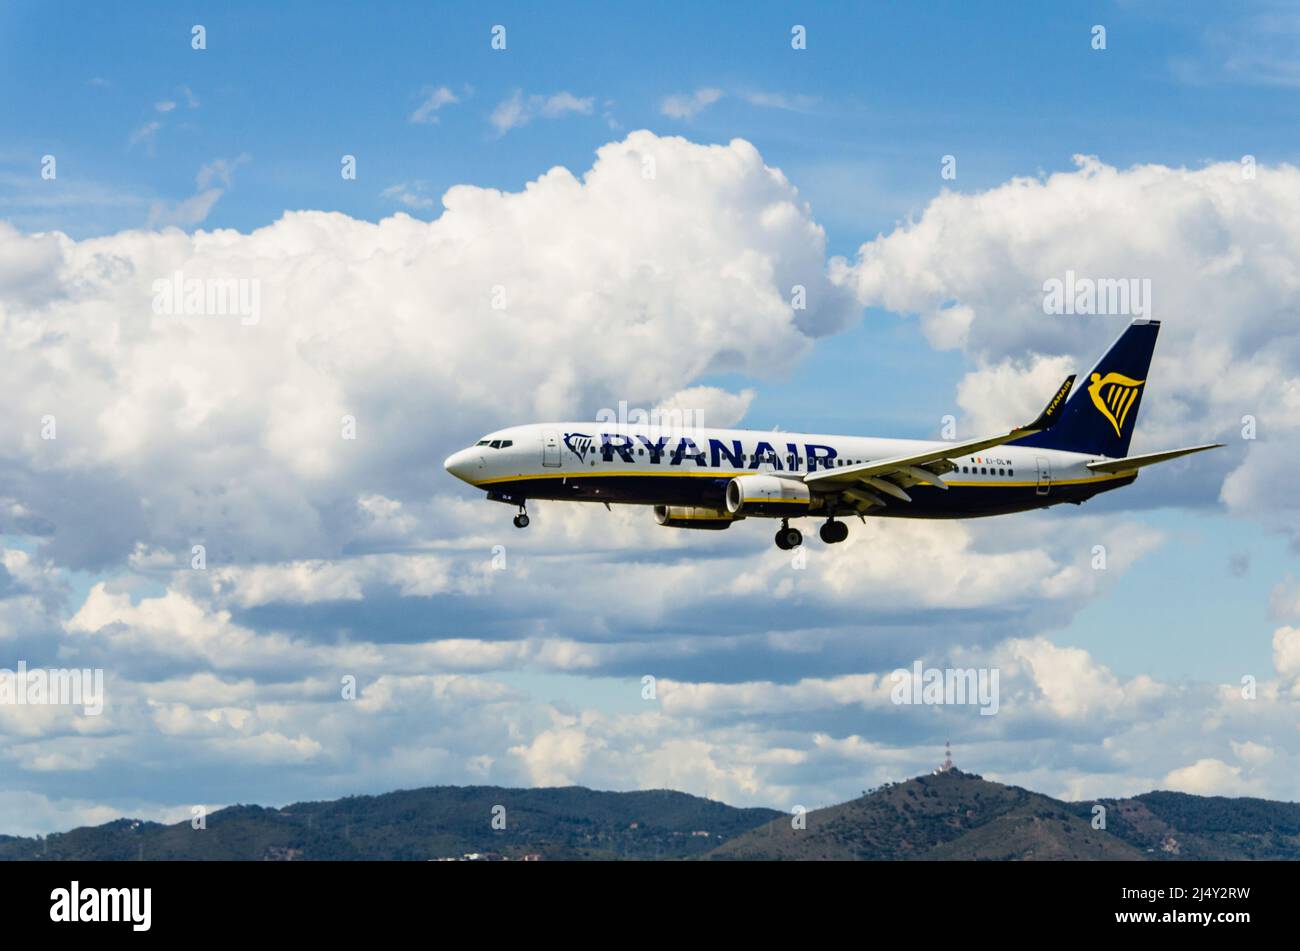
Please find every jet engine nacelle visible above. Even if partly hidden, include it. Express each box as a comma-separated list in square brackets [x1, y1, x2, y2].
[653, 505, 738, 530]
[725, 474, 811, 517]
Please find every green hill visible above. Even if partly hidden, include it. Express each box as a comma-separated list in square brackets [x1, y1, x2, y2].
[707, 770, 1300, 861]
[1068, 789, 1300, 860]
[707, 769, 1144, 860]
[5, 772, 1298, 861]
[0, 786, 782, 861]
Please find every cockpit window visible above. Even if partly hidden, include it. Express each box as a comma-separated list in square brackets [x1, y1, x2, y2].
[489, 440, 502, 449]
[501, 440, 512, 448]
[476, 440, 490, 446]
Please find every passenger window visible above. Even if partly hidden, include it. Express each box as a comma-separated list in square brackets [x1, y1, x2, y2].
[998, 468, 1004, 476]
[981, 467, 987, 475]
[1009, 469, 1014, 477]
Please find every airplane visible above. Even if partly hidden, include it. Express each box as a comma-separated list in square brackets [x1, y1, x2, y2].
[444, 319, 1222, 549]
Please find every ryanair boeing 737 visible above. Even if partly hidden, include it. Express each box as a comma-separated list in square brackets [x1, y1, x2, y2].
[444, 320, 1221, 549]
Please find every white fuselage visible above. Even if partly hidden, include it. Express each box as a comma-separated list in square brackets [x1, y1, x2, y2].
[444, 422, 1132, 520]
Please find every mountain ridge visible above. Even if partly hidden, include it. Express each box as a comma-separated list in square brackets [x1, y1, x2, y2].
[5, 772, 1297, 861]
[708, 770, 1300, 861]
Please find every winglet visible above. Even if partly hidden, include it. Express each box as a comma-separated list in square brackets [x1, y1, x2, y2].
[1022, 375, 1075, 433]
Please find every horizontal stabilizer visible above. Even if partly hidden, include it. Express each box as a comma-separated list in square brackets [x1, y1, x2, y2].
[1086, 443, 1223, 473]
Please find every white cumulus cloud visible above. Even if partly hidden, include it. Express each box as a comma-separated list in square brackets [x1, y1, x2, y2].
[831, 155, 1300, 534]
[0, 131, 855, 569]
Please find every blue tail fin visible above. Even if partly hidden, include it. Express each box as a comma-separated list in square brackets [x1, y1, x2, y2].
[1012, 320, 1159, 457]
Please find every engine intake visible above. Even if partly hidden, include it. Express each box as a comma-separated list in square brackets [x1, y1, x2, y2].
[653, 505, 738, 530]
[725, 474, 811, 516]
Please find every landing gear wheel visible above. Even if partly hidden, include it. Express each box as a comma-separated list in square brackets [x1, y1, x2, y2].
[513, 512, 530, 529]
[774, 526, 803, 550]
[819, 519, 849, 544]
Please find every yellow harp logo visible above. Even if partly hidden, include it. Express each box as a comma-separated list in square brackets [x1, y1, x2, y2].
[1087, 371, 1144, 437]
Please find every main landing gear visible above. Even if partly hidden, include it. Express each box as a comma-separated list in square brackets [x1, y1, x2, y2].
[512, 503, 530, 529]
[774, 519, 803, 550]
[819, 518, 848, 544]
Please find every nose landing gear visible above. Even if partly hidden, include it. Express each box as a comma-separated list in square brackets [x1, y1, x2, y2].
[819, 519, 849, 544]
[774, 519, 803, 550]
[512, 503, 530, 529]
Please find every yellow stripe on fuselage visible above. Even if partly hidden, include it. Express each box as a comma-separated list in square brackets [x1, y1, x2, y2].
[468, 470, 1133, 489]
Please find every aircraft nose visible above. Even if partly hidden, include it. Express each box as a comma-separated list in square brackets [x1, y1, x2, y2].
[443, 448, 479, 484]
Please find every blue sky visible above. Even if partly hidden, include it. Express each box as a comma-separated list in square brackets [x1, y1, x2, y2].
[2, 1, 1299, 832]
[8, 2, 1291, 245]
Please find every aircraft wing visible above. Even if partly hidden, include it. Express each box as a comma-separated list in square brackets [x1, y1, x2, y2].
[803, 375, 1076, 506]
[1085, 443, 1223, 473]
